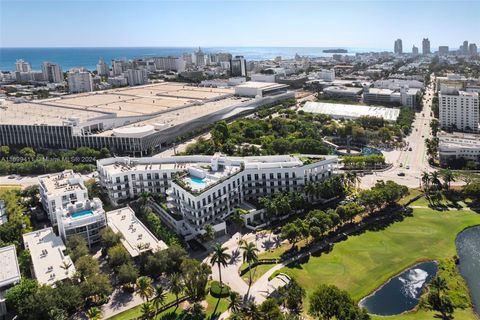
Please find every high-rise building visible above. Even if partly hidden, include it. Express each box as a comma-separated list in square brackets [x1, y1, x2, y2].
[394, 39, 403, 54]
[422, 38, 431, 55]
[230, 56, 247, 77]
[42, 62, 63, 83]
[125, 69, 148, 86]
[193, 47, 206, 67]
[438, 46, 449, 55]
[96, 58, 109, 76]
[412, 45, 419, 55]
[112, 59, 131, 76]
[439, 88, 479, 132]
[153, 57, 185, 72]
[67, 68, 93, 93]
[15, 59, 31, 72]
[462, 40, 469, 55]
[469, 43, 478, 56]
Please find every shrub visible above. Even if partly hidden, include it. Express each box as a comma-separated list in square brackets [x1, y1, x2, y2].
[209, 281, 230, 298]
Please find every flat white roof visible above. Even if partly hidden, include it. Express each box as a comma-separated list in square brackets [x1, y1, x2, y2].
[367, 88, 394, 95]
[23, 228, 76, 285]
[39, 170, 86, 197]
[236, 81, 287, 89]
[439, 132, 480, 149]
[302, 101, 400, 121]
[106, 207, 168, 257]
[0, 245, 21, 288]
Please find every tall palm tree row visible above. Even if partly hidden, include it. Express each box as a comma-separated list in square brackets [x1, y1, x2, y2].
[210, 243, 231, 288]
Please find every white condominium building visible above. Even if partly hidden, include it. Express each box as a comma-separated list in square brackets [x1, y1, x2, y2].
[15, 59, 32, 72]
[438, 132, 480, 166]
[42, 62, 63, 83]
[39, 170, 107, 246]
[67, 68, 93, 93]
[96, 58, 109, 76]
[56, 198, 106, 247]
[0, 245, 21, 317]
[439, 89, 479, 132]
[23, 228, 76, 286]
[39, 170, 89, 225]
[98, 154, 338, 238]
[106, 207, 168, 257]
[125, 69, 148, 86]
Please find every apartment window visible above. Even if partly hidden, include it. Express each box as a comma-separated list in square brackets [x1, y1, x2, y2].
[155, 173, 159, 179]
[147, 173, 152, 179]
[116, 177, 120, 183]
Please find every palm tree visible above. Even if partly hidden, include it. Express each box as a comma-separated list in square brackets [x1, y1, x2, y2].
[60, 260, 72, 275]
[241, 241, 259, 296]
[139, 191, 151, 207]
[168, 272, 183, 309]
[421, 171, 430, 192]
[136, 276, 154, 302]
[86, 307, 102, 320]
[140, 301, 155, 319]
[244, 301, 262, 320]
[440, 169, 455, 192]
[228, 291, 242, 313]
[154, 285, 167, 313]
[228, 310, 245, 320]
[430, 171, 442, 190]
[203, 224, 215, 242]
[210, 243, 231, 288]
[304, 181, 318, 202]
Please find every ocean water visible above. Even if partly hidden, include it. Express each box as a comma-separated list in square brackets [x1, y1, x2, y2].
[0, 47, 384, 71]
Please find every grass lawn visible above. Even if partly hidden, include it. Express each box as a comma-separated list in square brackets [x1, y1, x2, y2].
[108, 293, 179, 320]
[410, 193, 472, 209]
[277, 208, 480, 320]
[205, 294, 229, 318]
[397, 188, 423, 205]
[241, 263, 276, 283]
[108, 286, 229, 320]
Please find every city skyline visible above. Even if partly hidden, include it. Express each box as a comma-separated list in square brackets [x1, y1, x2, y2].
[1, 0, 479, 48]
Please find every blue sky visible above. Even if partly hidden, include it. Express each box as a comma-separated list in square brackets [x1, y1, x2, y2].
[0, 0, 478, 49]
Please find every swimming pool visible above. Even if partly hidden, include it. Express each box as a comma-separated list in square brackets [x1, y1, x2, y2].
[71, 210, 93, 219]
[188, 177, 207, 189]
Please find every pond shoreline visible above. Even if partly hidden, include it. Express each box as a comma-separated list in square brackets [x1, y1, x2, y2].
[358, 260, 438, 316]
[455, 225, 480, 317]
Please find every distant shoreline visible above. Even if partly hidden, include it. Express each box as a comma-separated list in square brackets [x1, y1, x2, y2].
[0, 46, 386, 71]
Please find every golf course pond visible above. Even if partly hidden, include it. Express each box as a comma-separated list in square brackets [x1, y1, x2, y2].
[456, 226, 480, 314]
[359, 261, 438, 316]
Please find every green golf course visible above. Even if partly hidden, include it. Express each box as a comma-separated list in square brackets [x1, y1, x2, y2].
[276, 207, 480, 319]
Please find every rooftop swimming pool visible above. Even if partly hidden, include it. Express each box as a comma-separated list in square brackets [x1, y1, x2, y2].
[71, 210, 93, 219]
[187, 176, 207, 189]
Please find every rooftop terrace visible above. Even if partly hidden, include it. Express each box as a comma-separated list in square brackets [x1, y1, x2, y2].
[106, 207, 168, 257]
[23, 228, 76, 285]
[0, 245, 21, 288]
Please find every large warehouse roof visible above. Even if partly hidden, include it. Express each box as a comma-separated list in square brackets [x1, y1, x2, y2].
[302, 101, 400, 121]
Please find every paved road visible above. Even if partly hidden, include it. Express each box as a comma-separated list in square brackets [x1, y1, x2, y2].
[360, 78, 436, 189]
